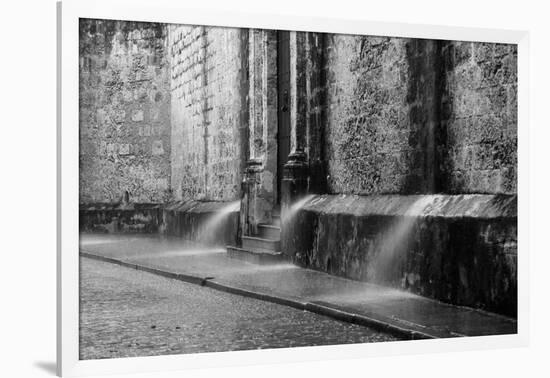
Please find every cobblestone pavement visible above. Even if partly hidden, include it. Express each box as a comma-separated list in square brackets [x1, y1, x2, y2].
[80, 257, 399, 360]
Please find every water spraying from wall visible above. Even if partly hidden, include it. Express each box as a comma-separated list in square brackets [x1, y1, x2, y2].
[371, 196, 436, 283]
[199, 200, 240, 246]
[282, 194, 316, 225]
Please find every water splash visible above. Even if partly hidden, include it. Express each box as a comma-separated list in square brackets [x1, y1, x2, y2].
[315, 283, 419, 305]
[371, 196, 435, 282]
[79, 236, 138, 246]
[282, 194, 316, 225]
[132, 248, 226, 260]
[221, 262, 299, 275]
[200, 200, 240, 245]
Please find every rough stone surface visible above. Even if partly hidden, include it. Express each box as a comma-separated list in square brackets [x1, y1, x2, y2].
[285, 194, 517, 317]
[169, 26, 248, 202]
[441, 42, 517, 194]
[80, 24, 518, 202]
[310, 36, 517, 196]
[323, 35, 418, 194]
[247, 30, 278, 222]
[79, 19, 171, 203]
[80, 203, 163, 233]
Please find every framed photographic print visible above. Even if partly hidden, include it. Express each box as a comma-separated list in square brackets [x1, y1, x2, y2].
[58, 0, 529, 376]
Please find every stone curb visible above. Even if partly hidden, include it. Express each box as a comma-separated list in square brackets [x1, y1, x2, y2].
[80, 250, 443, 340]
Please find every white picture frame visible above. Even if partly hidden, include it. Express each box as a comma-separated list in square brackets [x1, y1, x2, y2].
[57, 0, 529, 376]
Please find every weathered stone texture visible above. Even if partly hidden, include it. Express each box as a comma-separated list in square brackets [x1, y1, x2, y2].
[169, 26, 247, 202]
[79, 203, 163, 233]
[314, 36, 517, 196]
[79, 19, 171, 203]
[323, 36, 419, 195]
[246, 30, 278, 223]
[80, 25, 518, 202]
[442, 42, 517, 194]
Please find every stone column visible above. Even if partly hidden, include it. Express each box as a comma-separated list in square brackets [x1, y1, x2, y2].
[281, 150, 309, 211]
[249, 29, 265, 161]
[239, 158, 263, 239]
[305, 32, 328, 194]
[289, 31, 309, 153]
[280, 150, 308, 258]
[239, 29, 278, 237]
[278, 32, 315, 258]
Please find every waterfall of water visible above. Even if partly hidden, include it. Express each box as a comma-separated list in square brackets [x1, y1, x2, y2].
[282, 194, 316, 226]
[372, 196, 435, 282]
[200, 200, 240, 245]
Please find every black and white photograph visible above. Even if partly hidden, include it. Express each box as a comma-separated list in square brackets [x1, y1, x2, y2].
[77, 18, 518, 360]
[13, 0, 550, 377]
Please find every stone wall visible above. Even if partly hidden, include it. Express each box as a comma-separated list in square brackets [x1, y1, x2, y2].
[80, 203, 164, 233]
[79, 25, 518, 202]
[312, 35, 517, 196]
[323, 35, 422, 195]
[79, 19, 171, 203]
[441, 42, 517, 194]
[169, 25, 248, 202]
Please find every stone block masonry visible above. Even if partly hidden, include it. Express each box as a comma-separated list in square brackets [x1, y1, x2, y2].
[79, 19, 172, 203]
[169, 25, 248, 202]
[323, 35, 418, 195]
[441, 41, 517, 194]
[309, 35, 516, 196]
[80, 23, 518, 202]
[80, 203, 163, 233]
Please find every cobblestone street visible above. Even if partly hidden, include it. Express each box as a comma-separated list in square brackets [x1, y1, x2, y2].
[79, 258, 399, 359]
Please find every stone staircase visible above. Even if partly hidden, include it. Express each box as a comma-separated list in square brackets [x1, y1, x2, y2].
[226, 210, 286, 265]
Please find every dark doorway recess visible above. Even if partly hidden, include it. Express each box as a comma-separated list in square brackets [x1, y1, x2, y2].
[277, 30, 291, 205]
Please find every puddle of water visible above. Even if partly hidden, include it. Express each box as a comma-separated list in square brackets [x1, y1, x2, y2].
[246, 263, 299, 272]
[213, 262, 300, 276]
[315, 285, 419, 305]
[132, 248, 226, 260]
[79, 237, 138, 246]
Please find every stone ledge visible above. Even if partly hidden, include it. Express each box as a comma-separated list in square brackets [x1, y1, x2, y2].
[164, 200, 238, 214]
[79, 202, 163, 233]
[79, 200, 240, 247]
[300, 194, 517, 219]
[284, 193, 517, 317]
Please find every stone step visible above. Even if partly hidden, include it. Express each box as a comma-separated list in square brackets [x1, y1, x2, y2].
[242, 235, 280, 253]
[257, 224, 281, 239]
[226, 246, 285, 265]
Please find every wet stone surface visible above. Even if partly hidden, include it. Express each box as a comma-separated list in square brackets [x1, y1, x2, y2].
[79, 258, 399, 360]
[80, 233, 517, 337]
